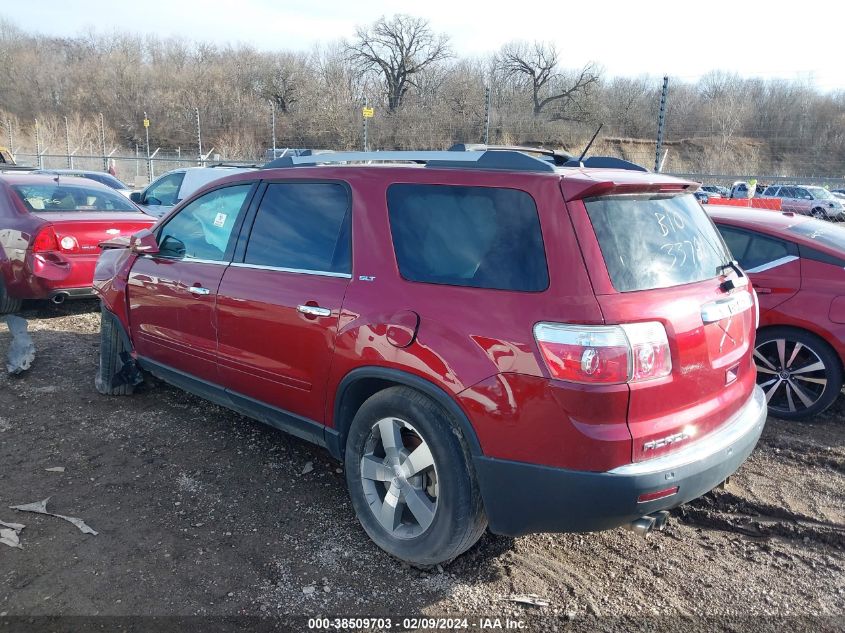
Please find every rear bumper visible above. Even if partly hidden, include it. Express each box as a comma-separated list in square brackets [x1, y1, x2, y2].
[9, 254, 97, 300]
[474, 386, 767, 536]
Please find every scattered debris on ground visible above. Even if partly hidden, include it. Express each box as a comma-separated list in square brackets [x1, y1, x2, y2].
[10, 498, 98, 536]
[4, 315, 35, 375]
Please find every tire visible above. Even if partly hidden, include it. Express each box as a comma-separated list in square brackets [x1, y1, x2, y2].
[811, 208, 827, 220]
[344, 386, 487, 567]
[755, 327, 843, 420]
[95, 310, 134, 396]
[0, 277, 22, 315]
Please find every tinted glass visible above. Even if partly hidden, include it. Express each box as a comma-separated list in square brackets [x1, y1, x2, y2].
[780, 187, 796, 198]
[585, 193, 730, 292]
[144, 172, 184, 206]
[717, 226, 790, 270]
[387, 184, 548, 292]
[158, 184, 252, 261]
[85, 172, 129, 189]
[245, 183, 350, 274]
[11, 183, 135, 212]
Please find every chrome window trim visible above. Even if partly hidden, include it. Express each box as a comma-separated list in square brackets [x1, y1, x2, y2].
[745, 255, 799, 274]
[607, 386, 766, 476]
[230, 262, 352, 279]
[139, 254, 228, 266]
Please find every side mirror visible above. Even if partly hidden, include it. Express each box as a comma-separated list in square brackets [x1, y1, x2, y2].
[130, 229, 159, 255]
[129, 191, 143, 204]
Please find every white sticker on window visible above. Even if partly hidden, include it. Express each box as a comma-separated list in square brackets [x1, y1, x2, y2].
[213, 212, 227, 228]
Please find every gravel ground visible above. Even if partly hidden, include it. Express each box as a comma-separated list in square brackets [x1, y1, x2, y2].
[0, 302, 843, 631]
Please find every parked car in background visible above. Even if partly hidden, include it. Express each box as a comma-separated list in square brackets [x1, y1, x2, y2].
[693, 190, 712, 204]
[708, 205, 845, 420]
[94, 148, 765, 566]
[0, 174, 155, 312]
[701, 184, 730, 198]
[760, 185, 845, 220]
[730, 181, 751, 199]
[33, 169, 133, 198]
[130, 166, 257, 218]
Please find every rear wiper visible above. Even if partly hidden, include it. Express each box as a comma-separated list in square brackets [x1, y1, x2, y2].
[718, 260, 747, 292]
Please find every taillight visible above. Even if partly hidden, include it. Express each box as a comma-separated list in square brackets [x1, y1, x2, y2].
[534, 321, 672, 384]
[31, 226, 59, 253]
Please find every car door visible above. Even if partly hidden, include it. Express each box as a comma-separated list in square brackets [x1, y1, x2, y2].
[216, 181, 352, 423]
[717, 224, 801, 313]
[139, 171, 185, 218]
[127, 182, 255, 384]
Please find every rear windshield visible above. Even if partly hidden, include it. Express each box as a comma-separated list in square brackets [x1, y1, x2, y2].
[789, 219, 845, 251]
[585, 193, 731, 292]
[11, 183, 136, 212]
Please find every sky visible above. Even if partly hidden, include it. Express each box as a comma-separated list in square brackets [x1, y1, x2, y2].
[5, 0, 845, 90]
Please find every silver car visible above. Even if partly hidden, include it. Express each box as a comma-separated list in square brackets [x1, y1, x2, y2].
[760, 184, 845, 220]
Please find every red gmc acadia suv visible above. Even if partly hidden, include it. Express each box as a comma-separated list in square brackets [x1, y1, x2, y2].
[93, 148, 767, 566]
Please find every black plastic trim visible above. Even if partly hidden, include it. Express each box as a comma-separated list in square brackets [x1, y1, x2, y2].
[799, 244, 845, 268]
[333, 367, 483, 458]
[136, 357, 331, 450]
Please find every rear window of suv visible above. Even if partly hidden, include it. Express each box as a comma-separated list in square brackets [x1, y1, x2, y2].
[585, 193, 731, 292]
[387, 184, 548, 292]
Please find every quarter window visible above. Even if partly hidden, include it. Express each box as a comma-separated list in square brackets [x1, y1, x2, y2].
[387, 184, 549, 291]
[716, 225, 793, 270]
[244, 183, 351, 274]
[157, 184, 252, 261]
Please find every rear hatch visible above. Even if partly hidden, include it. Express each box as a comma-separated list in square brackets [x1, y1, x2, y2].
[571, 191, 757, 463]
[32, 211, 155, 256]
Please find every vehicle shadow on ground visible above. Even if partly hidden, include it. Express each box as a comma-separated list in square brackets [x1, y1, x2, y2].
[0, 325, 512, 616]
[14, 298, 100, 320]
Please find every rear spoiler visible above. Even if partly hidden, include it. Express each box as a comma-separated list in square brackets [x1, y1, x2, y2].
[562, 180, 699, 202]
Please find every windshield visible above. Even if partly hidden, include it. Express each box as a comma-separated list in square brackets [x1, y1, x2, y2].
[585, 193, 731, 292]
[807, 187, 833, 200]
[789, 219, 845, 252]
[12, 183, 137, 212]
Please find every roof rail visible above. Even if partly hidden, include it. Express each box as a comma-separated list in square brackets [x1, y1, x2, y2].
[262, 150, 557, 173]
[562, 156, 649, 172]
[206, 162, 261, 169]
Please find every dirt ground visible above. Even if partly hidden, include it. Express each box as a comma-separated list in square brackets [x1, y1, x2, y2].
[0, 301, 843, 630]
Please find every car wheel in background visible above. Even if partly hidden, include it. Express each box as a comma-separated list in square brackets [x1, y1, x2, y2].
[344, 386, 487, 567]
[754, 327, 843, 420]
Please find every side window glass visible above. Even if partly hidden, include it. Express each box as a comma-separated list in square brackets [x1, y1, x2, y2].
[387, 184, 549, 291]
[157, 184, 252, 261]
[144, 173, 185, 206]
[244, 183, 351, 274]
[780, 187, 795, 198]
[744, 234, 790, 270]
[717, 226, 752, 267]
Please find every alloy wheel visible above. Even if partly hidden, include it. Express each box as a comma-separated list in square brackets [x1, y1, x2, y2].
[360, 417, 439, 539]
[754, 338, 828, 415]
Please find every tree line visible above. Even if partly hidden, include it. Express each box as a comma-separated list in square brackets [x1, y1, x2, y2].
[1, 14, 843, 176]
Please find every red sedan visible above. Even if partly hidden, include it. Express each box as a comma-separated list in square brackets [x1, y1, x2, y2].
[708, 205, 845, 419]
[0, 174, 156, 312]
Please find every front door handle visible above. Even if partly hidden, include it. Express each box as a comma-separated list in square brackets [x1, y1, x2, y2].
[297, 304, 331, 317]
[755, 287, 773, 294]
[188, 286, 211, 296]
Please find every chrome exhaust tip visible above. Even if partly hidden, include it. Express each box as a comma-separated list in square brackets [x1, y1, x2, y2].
[651, 510, 671, 531]
[627, 516, 656, 537]
[50, 293, 68, 305]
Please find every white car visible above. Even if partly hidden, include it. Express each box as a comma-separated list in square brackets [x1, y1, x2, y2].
[130, 166, 257, 218]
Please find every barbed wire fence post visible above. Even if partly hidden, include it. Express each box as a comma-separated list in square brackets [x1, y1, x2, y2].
[143, 112, 151, 182]
[654, 75, 669, 172]
[64, 116, 71, 168]
[6, 117, 13, 160]
[483, 85, 491, 144]
[34, 118, 43, 169]
[99, 113, 107, 171]
[270, 101, 276, 158]
[195, 107, 202, 165]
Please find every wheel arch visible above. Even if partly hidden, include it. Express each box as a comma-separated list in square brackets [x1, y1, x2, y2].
[329, 367, 483, 461]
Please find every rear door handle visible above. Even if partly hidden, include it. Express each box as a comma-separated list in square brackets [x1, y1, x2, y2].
[297, 304, 331, 317]
[188, 286, 210, 296]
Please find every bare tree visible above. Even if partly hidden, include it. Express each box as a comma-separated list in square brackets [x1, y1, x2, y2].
[346, 14, 451, 111]
[497, 41, 599, 116]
